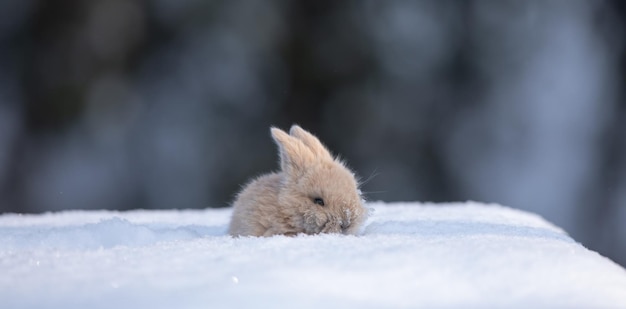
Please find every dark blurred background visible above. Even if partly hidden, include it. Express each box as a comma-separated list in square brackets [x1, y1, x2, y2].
[0, 0, 625, 265]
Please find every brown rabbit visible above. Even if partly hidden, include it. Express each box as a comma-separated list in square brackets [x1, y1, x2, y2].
[228, 125, 368, 237]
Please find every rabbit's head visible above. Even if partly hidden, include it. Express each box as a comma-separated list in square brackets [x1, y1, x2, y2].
[271, 125, 368, 235]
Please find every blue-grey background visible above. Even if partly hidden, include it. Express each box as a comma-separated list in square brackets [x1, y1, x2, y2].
[0, 1, 625, 266]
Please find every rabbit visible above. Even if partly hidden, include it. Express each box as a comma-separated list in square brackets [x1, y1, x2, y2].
[228, 125, 368, 237]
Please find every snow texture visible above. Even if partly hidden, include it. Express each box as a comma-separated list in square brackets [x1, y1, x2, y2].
[1, 201, 625, 309]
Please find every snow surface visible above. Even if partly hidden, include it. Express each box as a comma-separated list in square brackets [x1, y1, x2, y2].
[1, 201, 625, 309]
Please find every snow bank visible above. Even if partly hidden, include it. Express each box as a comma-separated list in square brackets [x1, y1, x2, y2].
[1, 202, 625, 309]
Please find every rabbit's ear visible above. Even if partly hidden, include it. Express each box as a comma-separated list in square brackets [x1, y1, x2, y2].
[289, 125, 333, 161]
[271, 127, 316, 174]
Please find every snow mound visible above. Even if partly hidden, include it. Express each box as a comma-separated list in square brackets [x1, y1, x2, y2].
[0, 209, 229, 250]
[1, 202, 625, 309]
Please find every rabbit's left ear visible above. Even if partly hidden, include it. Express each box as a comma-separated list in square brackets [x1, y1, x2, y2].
[289, 125, 333, 161]
[271, 127, 316, 175]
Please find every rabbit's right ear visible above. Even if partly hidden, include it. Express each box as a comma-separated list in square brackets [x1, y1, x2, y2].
[289, 125, 333, 161]
[271, 127, 316, 175]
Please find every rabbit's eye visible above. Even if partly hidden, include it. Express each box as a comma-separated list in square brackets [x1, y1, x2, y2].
[313, 197, 325, 206]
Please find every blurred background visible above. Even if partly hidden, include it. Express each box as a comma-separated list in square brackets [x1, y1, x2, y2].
[0, 0, 625, 265]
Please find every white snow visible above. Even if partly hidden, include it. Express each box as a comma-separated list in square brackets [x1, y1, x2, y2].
[1, 201, 625, 309]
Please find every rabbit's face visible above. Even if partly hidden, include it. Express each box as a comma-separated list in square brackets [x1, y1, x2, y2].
[271, 125, 368, 235]
[281, 160, 368, 235]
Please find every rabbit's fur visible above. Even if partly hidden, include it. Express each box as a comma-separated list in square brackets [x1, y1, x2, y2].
[228, 125, 368, 237]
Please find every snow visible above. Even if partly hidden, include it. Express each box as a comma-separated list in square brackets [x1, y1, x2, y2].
[1, 202, 625, 309]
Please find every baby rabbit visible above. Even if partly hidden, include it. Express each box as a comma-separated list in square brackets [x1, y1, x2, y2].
[228, 125, 368, 237]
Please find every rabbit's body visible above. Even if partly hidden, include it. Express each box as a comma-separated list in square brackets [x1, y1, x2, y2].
[228, 125, 368, 237]
[229, 173, 295, 236]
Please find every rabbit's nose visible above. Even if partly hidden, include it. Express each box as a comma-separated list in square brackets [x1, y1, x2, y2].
[340, 222, 349, 232]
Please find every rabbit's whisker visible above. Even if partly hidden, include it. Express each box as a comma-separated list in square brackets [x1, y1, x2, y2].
[359, 168, 379, 187]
